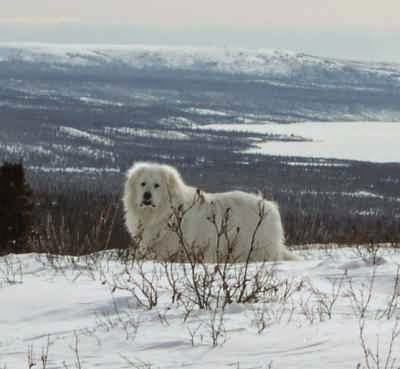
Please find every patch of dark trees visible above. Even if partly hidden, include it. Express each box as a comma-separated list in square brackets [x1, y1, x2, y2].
[1, 158, 399, 257]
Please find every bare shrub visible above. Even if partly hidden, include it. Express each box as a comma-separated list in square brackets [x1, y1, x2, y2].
[106, 197, 293, 347]
[307, 270, 347, 321]
[95, 295, 140, 341]
[299, 293, 318, 325]
[32, 200, 121, 256]
[207, 305, 227, 347]
[348, 268, 376, 319]
[358, 319, 400, 369]
[26, 336, 51, 369]
[111, 259, 160, 310]
[354, 243, 385, 265]
[0, 255, 23, 287]
[163, 197, 283, 310]
[120, 356, 154, 369]
[376, 265, 400, 321]
[187, 322, 203, 346]
[252, 299, 297, 334]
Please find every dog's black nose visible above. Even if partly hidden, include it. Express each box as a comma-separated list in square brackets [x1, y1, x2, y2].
[143, 191, 152, 200]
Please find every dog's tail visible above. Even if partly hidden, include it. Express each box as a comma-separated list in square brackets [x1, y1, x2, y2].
[280, 247, 300, 261]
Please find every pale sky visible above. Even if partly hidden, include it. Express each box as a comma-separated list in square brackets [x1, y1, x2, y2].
[1, 0, 399, 30]
[0, 0, 399, 62]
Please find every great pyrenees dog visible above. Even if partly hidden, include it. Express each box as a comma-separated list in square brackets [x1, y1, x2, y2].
[123, 162, 297, 263]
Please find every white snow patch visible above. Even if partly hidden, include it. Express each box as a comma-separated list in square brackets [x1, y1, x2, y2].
[105, 126, 189, 140]
[1, 248, 400, 369]
[159, 116, 195, 127]
[342, 191, 400, 203]
[184, 108, 230, 117]
[0, 143, 52, 156]
[350, 190, 386, 199]
[79, 96, 124, 107]
[28, 166, 120, 173]
[282, 161, 351, 167]
[50, 144, 116, 161]
[59, 126, 113, 146]
[352, 209, 380, 216]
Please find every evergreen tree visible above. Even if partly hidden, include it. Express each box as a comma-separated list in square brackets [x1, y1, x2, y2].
[0, 162, 33, 254]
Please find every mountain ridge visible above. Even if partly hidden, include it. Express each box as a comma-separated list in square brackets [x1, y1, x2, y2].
[1, 43, 399, 88]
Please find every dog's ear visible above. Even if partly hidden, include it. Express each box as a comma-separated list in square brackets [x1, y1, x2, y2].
[164, 166, 185, 206]
[123, 164, 145, 211]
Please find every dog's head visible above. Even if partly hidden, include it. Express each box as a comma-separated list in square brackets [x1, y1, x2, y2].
[123, 162, 185, 214]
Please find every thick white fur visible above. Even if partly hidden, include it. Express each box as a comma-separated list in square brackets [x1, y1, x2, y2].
[123, 162, 297, 262]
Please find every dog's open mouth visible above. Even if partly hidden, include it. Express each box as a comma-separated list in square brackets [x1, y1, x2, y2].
[140, 200, 156, 207]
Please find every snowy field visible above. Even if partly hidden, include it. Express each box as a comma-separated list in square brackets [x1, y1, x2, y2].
[203, 122, 400, 163]
[1, 247, 400, 369]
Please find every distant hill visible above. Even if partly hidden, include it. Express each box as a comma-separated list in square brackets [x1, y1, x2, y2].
[1, 43, 400, 174]
[1, 43, 400, 86]
[0, 43, 400, 125]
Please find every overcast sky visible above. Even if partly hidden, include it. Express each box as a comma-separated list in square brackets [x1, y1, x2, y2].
[0, 0, 399, 62]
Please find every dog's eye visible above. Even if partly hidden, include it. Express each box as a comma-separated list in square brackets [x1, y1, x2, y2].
[154, 183, 160, 189]
[141, 182, 146, 187]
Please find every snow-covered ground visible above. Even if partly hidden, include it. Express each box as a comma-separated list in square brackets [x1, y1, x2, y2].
[58, 126, 114, 147]
[27, 166, 120, 174]
[1, 247, 400, 369]
[203, 122, 400, 163]
[1, 43, 400, 81]
[104, 126, 189, 140]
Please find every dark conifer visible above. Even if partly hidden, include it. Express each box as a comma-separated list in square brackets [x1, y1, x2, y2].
[0, 162, 33, 255]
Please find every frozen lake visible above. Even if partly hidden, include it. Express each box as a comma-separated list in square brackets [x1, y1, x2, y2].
[203, 122, 400, 163]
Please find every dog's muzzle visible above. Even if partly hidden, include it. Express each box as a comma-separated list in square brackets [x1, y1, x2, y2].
[141, 191, 155, 207]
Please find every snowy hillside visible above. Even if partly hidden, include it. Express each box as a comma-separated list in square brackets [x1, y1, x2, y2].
[1, 44, 400, 172]
[1, 43, 400, 86]
[1, 247, 400, 369]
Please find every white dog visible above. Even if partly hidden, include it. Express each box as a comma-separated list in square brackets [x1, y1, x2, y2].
[123, 162, 297, 262]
